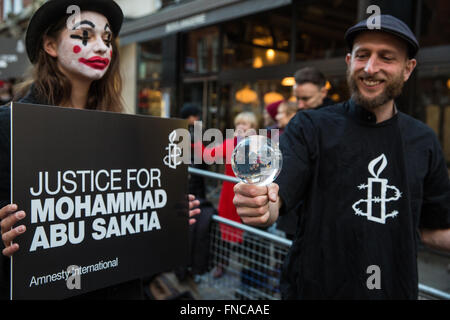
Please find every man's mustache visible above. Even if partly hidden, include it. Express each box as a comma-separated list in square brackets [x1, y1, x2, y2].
[357, 72, 387, 82]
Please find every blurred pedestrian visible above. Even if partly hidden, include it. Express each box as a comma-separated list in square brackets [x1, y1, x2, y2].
[275, 101, 297, 135]
[0, 81, 12, 105]
[199, 112, 258, 278]
[264, 100, 282, 139]
[293, 67, 334, 110]
[174, 104, 216, 283]
[180, 103, 206, 199]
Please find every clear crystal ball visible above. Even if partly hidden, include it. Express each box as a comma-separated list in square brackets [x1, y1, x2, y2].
[231, 135, 283, 186]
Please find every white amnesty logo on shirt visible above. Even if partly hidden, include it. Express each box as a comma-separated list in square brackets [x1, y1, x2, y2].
[352, 154, 402, 224]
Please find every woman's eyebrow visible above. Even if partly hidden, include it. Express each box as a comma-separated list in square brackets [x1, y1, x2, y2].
[70, 29, 90, 46]
[72, 20, 96, 30]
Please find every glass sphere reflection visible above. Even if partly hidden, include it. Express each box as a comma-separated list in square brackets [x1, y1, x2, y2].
[231, 135, 283, 186]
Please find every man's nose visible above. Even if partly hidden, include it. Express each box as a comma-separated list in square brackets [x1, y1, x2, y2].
[297, 100, 306, 110]
[364, 55, 380, 75]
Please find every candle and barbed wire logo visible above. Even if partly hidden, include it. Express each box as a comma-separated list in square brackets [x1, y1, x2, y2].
[164, 130, 182, 169]
[352, 154, 402, 224]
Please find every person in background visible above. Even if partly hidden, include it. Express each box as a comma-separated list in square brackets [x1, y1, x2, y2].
[264, 100, 282, 140]
[275, 101, 298, 135]
[0, 80, 14, 106]
[198, 112, 258, 278]
[264, 100, 282, 129]
[293, 67, 334, 110]
[180, 103, 206, 199]
[174, 103, 216, 284]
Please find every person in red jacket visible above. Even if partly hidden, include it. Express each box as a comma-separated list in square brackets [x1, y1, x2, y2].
[200, 111, 259, 277]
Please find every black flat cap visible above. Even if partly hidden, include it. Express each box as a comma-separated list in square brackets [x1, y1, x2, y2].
[345, 14, 419, 58]
[26, 0, 124, 64]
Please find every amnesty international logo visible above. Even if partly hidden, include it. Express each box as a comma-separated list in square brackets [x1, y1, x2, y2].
[352, 154, 402, 224]
[164, 130, 182, 169]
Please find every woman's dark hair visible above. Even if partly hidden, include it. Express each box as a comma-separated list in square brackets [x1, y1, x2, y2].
[15, 15, 123, 113]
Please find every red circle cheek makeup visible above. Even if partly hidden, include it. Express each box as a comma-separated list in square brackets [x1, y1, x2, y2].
[73, 46, 82, 54]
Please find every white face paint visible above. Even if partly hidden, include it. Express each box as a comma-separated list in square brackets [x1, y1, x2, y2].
[56, 11, 113, 81]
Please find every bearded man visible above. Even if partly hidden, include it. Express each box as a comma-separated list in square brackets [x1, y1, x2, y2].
[233, 15, 450, 299]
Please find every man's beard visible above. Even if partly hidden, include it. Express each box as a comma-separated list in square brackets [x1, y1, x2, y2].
[347, 69, 405, 110]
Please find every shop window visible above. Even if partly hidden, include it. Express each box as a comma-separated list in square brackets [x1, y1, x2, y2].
[421, 76, 450, 164]
[420, 0, 450, 47]
[222, 7, 291, 70]
[294, 0, 357, 60]
[224, 80, 293, 129]
[183, 26, 220, 74]
[137, 81, 164, 117]
[137, 40, 164, 116]
[139, 40, 162, 81]
[222, 75, 350, 133]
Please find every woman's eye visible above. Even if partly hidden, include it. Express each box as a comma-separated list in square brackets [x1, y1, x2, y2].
[71, 31, 91, 44]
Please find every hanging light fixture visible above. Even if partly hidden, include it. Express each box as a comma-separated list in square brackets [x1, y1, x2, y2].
[331, 93, 340, 102]
[282, 77, 296, 87]
[236, 86, 258, 104]
[253, 56, 263, 69]
[264, 92, 284, 105]
[266, 49, 276, 61]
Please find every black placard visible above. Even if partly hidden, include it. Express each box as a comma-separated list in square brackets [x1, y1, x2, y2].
[10, 103, 189, 300]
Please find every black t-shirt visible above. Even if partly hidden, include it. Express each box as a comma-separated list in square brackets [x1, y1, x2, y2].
[275, 99, 450, 299]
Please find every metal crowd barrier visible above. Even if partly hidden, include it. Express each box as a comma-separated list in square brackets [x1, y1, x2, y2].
[197, 215, 291, 300]
[188, 167, 450, 300]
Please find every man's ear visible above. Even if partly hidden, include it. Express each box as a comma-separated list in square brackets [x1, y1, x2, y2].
[320, 85, 328, 97]
[403, 58, 417, 82]
[345, 53, 352, 67]
[43, 36, 58, 58]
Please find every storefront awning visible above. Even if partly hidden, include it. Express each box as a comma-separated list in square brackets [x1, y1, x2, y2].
[119, 0, 292, 46]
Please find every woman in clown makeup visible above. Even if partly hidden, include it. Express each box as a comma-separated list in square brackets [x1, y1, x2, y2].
[16, 0, 123, 111]
[0, 0, 200, 299]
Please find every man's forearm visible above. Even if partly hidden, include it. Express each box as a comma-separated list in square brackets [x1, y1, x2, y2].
[421, 228, 450, 252]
